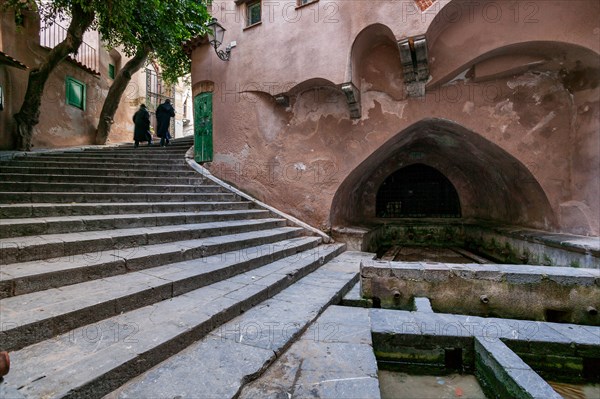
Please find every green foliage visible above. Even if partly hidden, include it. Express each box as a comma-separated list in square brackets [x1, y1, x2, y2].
[100, 0, 210, 84]
[2, 0, 210, 84]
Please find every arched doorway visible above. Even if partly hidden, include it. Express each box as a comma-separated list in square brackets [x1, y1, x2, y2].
[376, 164, 461, 218]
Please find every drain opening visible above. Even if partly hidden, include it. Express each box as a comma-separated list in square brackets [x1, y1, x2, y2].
[583, 358, 600, 381]
[444, 348, 463, 371]
[372, 297, 382, 309]
[545, 309, 571, 323]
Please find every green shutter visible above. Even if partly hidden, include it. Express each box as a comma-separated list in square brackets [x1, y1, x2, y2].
[194, 92, 213, 163]
[66, 77, 86, 110]
[108, 64, 115, 79]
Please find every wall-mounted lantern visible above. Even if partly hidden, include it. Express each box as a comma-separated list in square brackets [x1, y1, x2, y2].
[207, 18, 231, 61]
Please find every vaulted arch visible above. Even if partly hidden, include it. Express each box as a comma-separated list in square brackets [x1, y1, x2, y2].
[426, 0, 600, 88]
[330, 119, 556, 230]
[346, 23, 399, 88]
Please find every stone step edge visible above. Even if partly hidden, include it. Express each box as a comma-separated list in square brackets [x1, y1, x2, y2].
[6, 244, 345, 398]
[6, 159, 189, 166]
[0, 228, 305, 300]
[0, 218, 286, 265]
[0, 209, 271, 239]
[0, 235, 321, 351]
[0, 173, 206, 181]
[0, 192, 239, 205]
[0, 167, 197, 175]
[0, 201, 259, 219]
[0, 140, 192, 162]
[0, 182, 226, 191]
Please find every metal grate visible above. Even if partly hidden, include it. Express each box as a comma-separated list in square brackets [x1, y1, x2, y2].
[376, 163, 461, 218]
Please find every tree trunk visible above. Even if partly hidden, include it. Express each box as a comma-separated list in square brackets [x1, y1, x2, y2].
[13, 3, 95, 151]
[95, 44, 151, 145]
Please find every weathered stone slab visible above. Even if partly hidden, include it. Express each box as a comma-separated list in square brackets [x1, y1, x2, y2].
[361, 261, 600, 324]
[475, 337, 562, 399]
[239, 306, 379, 399]
[106, 253, 367, 398]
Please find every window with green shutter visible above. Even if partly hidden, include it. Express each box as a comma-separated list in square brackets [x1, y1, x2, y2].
[66, 77, 86, 110]
[108, 64, 115, 79]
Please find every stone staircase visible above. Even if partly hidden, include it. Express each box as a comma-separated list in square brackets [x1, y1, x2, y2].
[0, 137, 365, 398]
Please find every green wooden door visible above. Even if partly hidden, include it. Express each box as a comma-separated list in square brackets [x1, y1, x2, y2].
[194, 92, 213, 163]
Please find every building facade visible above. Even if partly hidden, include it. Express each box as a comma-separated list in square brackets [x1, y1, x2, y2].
[0, 7, 192, 150]
[188, 0, 600, 238]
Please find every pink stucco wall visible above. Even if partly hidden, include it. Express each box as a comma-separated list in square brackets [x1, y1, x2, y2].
[191, 0, 600, 236]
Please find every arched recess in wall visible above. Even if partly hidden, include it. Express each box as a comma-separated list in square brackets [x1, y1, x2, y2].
[234, 78, 342, 109]
[330, 118, 556, 230]
[267, 77, 348, 118]
[347, 23, 404, 99]
[425, 0, 600, 87]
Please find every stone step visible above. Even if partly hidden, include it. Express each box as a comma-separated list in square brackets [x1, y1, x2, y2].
[109, 252, 371, 399]
[2, 244, 345, 398]
[29, 151, 186, 159]
[0, 201, 255, 219]
[115, 140, 192, 148]
[0, 191, 238, 204]
[1, 160, 191, 170]
[101, 143, 192, 149]
[85, 147, 191, 153]
[0, 218, 286, 265]
[0, 173, 207, 185]
[87, 148, 191, 154]
[4, 156, 189, 165]
[0, 235, 320, 350]
[95, 142, 192, 148]
[0, 166, 198, 177]
[0, 227, 305, 299]
[0, 182, 227, 194]
[0, 209, 270, 238]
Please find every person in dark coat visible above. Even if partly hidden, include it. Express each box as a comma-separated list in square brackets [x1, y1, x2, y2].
[155, 98, 175, 146]
[132, 104, 152, 147]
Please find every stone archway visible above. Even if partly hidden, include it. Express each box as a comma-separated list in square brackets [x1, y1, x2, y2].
[330, 118, 556, 230]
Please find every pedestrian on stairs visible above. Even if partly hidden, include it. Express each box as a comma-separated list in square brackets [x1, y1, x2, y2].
[156, 98, 175, 147]
[132, 104, 152, 147]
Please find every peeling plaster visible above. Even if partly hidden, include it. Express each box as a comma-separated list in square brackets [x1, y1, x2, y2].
[507, 71, 553, 89]
[294, 162, 307, 172]
[527, 111, 557, 136]
[362, 91, 407, 119]
[445, 69, 470, 85]
[462, 101, 475, 114]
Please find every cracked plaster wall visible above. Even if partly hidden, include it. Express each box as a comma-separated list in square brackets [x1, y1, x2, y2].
[191, 0, 599, 236]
